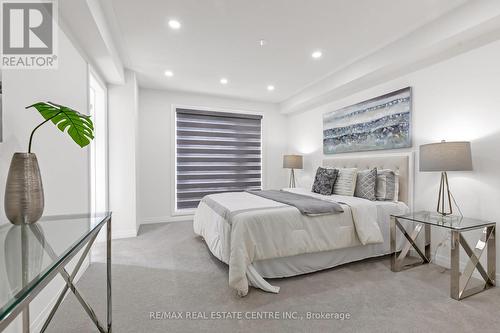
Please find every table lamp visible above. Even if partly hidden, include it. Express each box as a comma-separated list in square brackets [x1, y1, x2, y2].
[419, 141, 472, 216]
[283, 155, 303, 188]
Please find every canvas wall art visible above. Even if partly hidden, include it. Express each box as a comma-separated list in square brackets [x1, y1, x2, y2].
[323, 87, 412, 154]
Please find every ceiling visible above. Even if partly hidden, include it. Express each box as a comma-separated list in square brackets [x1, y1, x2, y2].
[106, 0, 468, 103]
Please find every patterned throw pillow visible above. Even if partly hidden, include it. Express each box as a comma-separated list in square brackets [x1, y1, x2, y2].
[311, 167, 339, 195]
[376, 169, 399, 201]
[333, 168, 358, 196]
[354, 168, 377, 201]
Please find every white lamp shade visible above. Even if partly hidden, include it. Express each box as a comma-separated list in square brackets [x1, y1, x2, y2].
[283, 155, 303, 169]
[419, 141, 472, 172]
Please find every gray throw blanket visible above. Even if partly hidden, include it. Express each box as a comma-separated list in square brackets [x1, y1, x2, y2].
[246, 190, 344, 216]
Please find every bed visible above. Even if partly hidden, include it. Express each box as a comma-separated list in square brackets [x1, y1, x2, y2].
[193, 154, 413, 296]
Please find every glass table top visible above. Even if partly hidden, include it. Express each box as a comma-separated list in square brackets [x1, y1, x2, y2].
[394, 211, 495, 231]
[0, 213, 111, 321]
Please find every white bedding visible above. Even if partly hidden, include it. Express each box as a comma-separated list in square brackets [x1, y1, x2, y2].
[193, 188, 409, 296]
[253, 200, 409, 278]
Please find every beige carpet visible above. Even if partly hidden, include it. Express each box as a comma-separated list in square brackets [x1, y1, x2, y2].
[47, 221, 500, 333]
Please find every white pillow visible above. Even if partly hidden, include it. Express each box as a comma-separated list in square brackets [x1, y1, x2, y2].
[375, 175, 387, 200]
[394, 173, 399, 202]
[333, 168, 358, 196]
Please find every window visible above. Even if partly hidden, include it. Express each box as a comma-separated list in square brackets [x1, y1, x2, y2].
[175, 108, 263, 210]
[89, 70, 108, 222]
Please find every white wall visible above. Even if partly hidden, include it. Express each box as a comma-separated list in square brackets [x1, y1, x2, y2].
[0, 46, 89, 220]
[138, 89, 288, 225]
[287, 39, 500, 279]
[108, 70, 139, 238]
[0, 29, 90, 332]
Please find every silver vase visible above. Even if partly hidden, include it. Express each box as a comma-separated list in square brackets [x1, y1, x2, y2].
[4, 153, 45, 225]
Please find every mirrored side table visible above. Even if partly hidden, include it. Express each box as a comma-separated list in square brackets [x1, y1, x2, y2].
[391, 211, 495, 300]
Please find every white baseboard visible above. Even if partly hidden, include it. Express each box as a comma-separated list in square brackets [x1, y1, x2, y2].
[111, 228, 137, 240]
[92, 226, 138, 243]
[141, 215, 193, 225]
[31, 259, 90, 332]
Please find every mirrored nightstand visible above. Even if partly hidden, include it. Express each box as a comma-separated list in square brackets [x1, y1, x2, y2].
[390, 211, 496, 300]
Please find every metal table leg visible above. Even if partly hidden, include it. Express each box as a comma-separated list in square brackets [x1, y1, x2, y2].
[391, 216, 431, 272]
[450, 230, 460, 299]
[22, 307, 29, 333]
[107, 217, 112, 333]
[487, 226, 496, 287]
[29, 221, 110, 332]
[450, 226, 496, 300]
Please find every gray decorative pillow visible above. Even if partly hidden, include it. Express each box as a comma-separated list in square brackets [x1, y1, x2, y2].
[311, 167, 339, 195]
[376, 169, 398, 201]
[354, 168, 377, 201]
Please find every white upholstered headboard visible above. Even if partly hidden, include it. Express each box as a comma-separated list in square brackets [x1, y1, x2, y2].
[323, 153, 413, 207]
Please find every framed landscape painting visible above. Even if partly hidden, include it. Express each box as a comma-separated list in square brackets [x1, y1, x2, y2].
[323, 87, 412, 154]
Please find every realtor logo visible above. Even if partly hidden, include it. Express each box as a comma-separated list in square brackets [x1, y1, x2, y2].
[1, 0, 58, 68]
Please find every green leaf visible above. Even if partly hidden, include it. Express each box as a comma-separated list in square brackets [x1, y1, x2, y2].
[26, 102, 94, 148]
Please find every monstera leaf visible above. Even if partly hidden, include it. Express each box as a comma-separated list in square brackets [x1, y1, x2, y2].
[26, 102, 94, 151]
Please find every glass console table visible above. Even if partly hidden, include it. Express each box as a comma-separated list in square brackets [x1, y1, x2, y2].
[0, 213, 112, 332]
[391, 211, 495, 300]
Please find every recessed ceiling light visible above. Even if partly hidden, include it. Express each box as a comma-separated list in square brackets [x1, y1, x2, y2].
[258, 39, 267, 47]
[220, 78, 228, 85]
[267, 85, 275, 91]
[168, 19, 181, 30]
[164, 70, 174, 77]
[311, 50, 322, 59]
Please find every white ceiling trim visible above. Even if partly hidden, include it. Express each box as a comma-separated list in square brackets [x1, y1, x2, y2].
[86, 0, 125, 84]
[59, 0, 125, 85]
[280, 0, 500, 114]
[96, 0, 133, 69]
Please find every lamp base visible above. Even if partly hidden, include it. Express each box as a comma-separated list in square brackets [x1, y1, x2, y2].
[289, 169, 296, 188]
[437, 171, 452, 216]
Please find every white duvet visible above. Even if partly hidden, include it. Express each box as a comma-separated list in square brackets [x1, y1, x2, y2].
[193, 188, 388, 296]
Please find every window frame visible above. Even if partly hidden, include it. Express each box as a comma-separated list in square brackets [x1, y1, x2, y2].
[171, 104, 265, 215]
[88, 66, 109, 223]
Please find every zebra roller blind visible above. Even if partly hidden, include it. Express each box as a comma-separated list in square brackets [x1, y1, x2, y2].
[176, 108, 263, 210]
